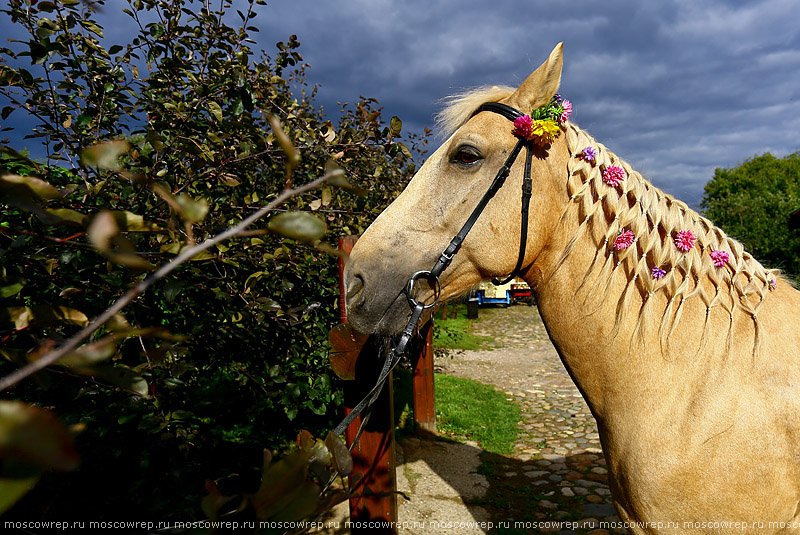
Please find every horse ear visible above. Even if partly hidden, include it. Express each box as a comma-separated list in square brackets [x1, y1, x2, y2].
[508, 43, 563, 112]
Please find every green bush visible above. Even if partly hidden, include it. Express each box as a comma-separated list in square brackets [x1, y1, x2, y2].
[0, 0, 426, 520]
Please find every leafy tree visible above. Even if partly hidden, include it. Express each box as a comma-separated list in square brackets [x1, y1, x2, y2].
[0, 0, 426, 520]
[702, 152, 800, 281]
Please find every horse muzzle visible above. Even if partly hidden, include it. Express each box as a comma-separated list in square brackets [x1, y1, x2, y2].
[343, 261, 407, 335]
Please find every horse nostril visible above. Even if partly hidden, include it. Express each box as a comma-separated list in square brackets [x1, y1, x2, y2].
[345, 270, 365, 305]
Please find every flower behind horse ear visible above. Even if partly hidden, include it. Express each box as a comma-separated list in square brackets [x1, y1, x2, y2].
[530, 119, 561, 145]
[559, 100, 572, 124]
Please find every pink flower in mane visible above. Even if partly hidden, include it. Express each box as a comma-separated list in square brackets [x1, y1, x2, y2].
[559, 100, 572, 124]
[613, 230, 635, 250]
[512, 115, 533, 139]
[602, 165, 626, 187]
[709, 249, 730, 267]
[674, 230, 696, 252]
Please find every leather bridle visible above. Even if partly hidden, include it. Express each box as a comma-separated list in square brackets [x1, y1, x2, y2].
[334, 101, 536, 439]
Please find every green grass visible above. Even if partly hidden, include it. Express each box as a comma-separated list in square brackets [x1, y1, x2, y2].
[394, 370, 521, 455]
[433, 304, 493, 350]
[434, 374, 520, 455]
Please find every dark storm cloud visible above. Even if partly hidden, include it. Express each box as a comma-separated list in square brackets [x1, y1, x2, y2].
[250, 0, 800, 207]
[3, 0, 799, 208]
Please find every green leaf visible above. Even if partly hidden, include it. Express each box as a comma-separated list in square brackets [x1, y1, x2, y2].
[75, 364, 149, 397]
[79, 20, 104, 38]
[267, 114, 300, 167]
[0, 174, 62, 202]
[163, 280, 185, 303]
[0, 401, 79, 472]
[110, 210, 164, 232]
[219, 173, 241, 186]
[88, 211, 155, 270]
[389, 115, 402, 136]
[59, 337, 118, 369]
[326, 173, 368, 196]
[208, 101, 223, 123]
[232, 98, 244, 116]
[251, 449, 320, 521]
[43, 208, 87, 226]
[173, 195, 209, 223]
[395, 142, 413, 160]
[88, 210, 118, 252]
[0, 282, 24, 298]
[80, 140, 130, 170]
[325, 432, 353, 477]
[267, 212, 327, 242]
[0, 469, 40, 515]
[0, 306, 89, 330]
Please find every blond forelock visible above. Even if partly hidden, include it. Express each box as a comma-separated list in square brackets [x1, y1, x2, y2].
[434, 86, 516, 138]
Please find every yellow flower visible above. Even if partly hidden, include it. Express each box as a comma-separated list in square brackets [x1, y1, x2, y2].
[529, 119, 561, 145]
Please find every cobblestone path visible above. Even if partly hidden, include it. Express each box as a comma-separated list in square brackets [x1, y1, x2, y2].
[429, 304, 629, 535]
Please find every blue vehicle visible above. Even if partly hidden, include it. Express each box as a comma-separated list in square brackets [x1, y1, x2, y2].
[475, 281, 512, 306]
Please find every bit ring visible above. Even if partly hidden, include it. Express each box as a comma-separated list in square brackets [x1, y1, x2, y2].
[405, 270, 442, 310]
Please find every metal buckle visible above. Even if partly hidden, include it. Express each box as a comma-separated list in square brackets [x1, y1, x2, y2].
[405, 270, 442, 310]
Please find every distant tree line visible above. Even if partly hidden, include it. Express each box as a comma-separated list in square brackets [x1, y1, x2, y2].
[702, 152, 800, 282]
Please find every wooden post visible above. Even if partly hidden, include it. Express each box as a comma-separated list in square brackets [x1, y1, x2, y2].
[337, 236, 397, 534]
[412, 320, 437, 437]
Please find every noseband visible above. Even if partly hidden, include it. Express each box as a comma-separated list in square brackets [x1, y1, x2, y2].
[334, 101, 536, 437]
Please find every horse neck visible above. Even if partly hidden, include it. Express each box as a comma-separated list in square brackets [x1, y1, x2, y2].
[524, 124, 778, 423]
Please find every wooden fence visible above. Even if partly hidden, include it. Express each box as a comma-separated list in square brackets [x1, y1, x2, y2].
[334, 236, 436, 534]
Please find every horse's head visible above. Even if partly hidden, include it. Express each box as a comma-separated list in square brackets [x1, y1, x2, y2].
[345, 44, 571, 335]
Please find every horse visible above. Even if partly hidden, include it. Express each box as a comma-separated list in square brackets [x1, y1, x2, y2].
[343, 43, 800, 534]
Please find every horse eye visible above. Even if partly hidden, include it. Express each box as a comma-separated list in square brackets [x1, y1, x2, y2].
[453, 149, 482, 166]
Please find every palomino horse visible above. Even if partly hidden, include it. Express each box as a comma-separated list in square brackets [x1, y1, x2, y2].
[344, 43, 800, 534]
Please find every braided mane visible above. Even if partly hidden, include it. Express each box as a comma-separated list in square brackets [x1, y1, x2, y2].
[559, 125, 779, 354]
[438, 90, 780, 354]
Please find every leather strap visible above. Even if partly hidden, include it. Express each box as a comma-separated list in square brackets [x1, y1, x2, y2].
[493, 144, 533, 285]
[429, 137, 527, 279]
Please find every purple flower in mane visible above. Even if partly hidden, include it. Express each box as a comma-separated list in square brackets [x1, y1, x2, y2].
[553, 94, 563, 103]
[582, 146, 597, 163]
[651, 266, 667, 280]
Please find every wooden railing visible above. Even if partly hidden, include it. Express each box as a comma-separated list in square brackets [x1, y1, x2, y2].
[334, 236, 436, 534]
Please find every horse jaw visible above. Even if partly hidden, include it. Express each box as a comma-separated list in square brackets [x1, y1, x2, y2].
[342, 181, 446, 335]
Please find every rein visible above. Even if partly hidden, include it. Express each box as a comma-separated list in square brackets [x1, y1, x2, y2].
[333, 101, 535, 441]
